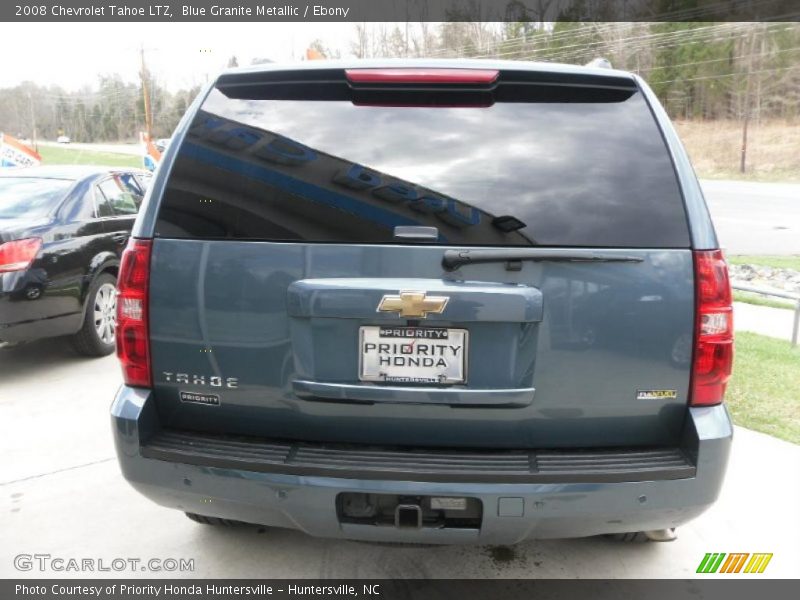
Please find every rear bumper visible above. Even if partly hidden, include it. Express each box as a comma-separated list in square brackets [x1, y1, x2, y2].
[111, 386, 733, 545]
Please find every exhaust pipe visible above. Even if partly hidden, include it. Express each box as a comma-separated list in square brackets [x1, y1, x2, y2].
[645, 528, 677, 542]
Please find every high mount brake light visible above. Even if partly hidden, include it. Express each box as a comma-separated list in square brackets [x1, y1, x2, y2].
[345, 68, 500, 85]
[0, 238, 42, 272]
[116, 239, 152, 388]
[691, 250, 734, 406]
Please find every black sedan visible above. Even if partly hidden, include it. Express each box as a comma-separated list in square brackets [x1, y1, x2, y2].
[0, 166, 151, 355]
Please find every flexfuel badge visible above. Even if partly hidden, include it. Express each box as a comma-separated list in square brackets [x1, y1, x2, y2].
[636, 389, 678, 400]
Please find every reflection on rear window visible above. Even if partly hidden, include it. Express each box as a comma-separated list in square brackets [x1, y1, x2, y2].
[0, 178, 72, 219]
[157, 84, 689, 247]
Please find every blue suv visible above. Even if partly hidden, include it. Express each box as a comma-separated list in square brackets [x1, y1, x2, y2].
[110, 60, 733, 545]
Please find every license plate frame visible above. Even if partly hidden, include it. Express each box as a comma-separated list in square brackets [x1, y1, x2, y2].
[359, 326, 468, 385]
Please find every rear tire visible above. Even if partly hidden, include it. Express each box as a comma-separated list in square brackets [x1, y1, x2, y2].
[184, 512, 242, 527]
[71, 273, 117, 357]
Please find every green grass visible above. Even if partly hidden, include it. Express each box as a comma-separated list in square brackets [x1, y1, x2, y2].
[38, 145, 141, 168]
[728, 255, 800, 271]
[733, 290, 796, 310]
[726, 332, 800, 444]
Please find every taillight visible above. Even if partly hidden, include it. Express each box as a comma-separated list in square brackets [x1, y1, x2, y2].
[116, 239, 152, 388]
[345, 68, 499, 85]
[0, 238, 42, 272]
[691, 250, 734, 406]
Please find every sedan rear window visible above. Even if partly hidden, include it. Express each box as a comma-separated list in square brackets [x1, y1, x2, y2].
[0, 177, 73, 219]
[156, 75, 689, 248]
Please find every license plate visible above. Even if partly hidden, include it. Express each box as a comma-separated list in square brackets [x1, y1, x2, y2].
[359, 326, 468, 384]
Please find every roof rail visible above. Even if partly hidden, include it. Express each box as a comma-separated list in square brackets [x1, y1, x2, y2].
[585, 57, 613, 69]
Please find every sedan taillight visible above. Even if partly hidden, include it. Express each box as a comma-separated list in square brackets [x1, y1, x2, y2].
[691, 250, 734, 406]
[0, 238, 42, 273]
[116, 239, 152, 388]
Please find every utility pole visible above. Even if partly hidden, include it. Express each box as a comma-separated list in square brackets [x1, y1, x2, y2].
[740, 25, 758, 174]
[140, 45, 153, 141]
[27, 92, 37, 151]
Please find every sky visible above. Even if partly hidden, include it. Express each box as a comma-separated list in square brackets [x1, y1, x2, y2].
[2, 22, 357, 91]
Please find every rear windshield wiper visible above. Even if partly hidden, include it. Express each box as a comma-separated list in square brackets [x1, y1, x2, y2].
[442, 248, 644, 271]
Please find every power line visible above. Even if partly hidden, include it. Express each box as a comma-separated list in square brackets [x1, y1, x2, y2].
[486, 23, 756, 61]
[643, 45, 800, 75]
[656, 64, 799, 86]
[423, 21, 753, 59]
[426, 22, 797, 64]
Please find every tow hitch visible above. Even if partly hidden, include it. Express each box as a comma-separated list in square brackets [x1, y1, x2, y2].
[395, 504, 423, 529]
[337, 493, 482, 530]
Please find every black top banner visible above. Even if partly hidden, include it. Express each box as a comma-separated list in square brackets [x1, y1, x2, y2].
[3, 0, 800, 22]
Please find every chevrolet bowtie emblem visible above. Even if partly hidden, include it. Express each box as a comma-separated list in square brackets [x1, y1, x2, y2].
[377, 291, 449, 318]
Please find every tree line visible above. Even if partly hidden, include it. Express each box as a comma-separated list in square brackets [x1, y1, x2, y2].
[350, 21, 800, 121]
[0, 21, 797, 144]
[0, 71, 200, 144]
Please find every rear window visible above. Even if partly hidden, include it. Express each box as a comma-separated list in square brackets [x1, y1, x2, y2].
[156, 75, 689, 248]
[0, 177, 72, 219]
